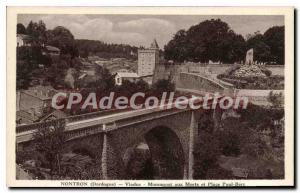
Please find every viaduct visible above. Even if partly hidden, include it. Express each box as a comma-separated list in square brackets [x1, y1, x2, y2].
[16, 72, 229, 180]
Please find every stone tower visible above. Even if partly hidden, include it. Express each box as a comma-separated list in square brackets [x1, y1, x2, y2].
[138, 39, 159, 77]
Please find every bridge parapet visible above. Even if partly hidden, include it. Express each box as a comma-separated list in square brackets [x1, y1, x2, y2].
[16, 105, 191, 144]
[176, 72, 234, 96]
[65, 108, 130, 123]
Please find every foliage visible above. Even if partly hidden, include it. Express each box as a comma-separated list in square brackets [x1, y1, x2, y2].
[164, 19, 246, 63]
[164, 19, 284, 65]
[193, 131, 221, 179]
[17, 23, 26, 34]
[268, 91, 284, 108]
[151, 79, 175, 95]
[76, 39, 138, 59]
[238, 103, 284, 126]
[33, 120, 66, 176]
[263, 26, 285, 65]
[217, 73, 284, 89]
[16, 46, 48, 89]
[246, 33, 271, 62]
[46, 26, 79, 58]
[26, 20, 47, 45]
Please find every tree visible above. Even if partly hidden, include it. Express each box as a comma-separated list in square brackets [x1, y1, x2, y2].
[17, 23, 26, 34]
[164, 19, 246, 63]
[46, 26, 79, 58]
[246, 33, 271, 63]
[16, 46, 44, 89]
[151, 79, 175, 95]
[33, 120, 66, 177]
[75, 39, 138, 59]
[164, 30, 188, 62]
[26, 20, 47, 45]
[193, 131, 220, 179]
[264, 26, 284, 64]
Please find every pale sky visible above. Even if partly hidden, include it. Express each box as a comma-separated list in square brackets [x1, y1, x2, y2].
[18, 14, 284, 48]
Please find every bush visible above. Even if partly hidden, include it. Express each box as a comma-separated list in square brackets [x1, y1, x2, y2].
[218, 74, 284, 89]
[193, 131, 220, 179]
[224, 64, 241, 76]
[268, 91, 284, 108]
[261, 68, 272, 77]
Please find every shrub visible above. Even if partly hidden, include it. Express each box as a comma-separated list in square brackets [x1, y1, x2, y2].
[261, 68, 272, 77]
[193, 131, 220, 179]
[224, 64, 241, 76]
[268, 91, 284, 108]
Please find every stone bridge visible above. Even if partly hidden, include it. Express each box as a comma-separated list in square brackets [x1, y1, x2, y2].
[16, 98, 223, 180]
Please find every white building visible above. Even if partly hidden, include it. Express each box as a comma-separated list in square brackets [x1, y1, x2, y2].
[17, 34, 31, 47]
[115, 72, 139, 86]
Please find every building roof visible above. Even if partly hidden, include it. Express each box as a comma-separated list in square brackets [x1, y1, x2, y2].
[45, 45, 60, 52]
[116, 72, 139, 78]
[17, 34, 32, 41]
[22, 85, 57, 100]
[150, 39, 159, 49]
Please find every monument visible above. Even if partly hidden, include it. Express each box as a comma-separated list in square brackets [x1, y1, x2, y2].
[245, 48, 254, 65]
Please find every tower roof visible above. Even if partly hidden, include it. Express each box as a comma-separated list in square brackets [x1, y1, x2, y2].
[150, 39, 159, 49]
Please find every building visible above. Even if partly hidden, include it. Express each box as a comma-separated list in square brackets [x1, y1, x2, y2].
[137, 39, 159, 77]
[17, 34, 32, 47]
[16, 85, 62, 125]
[115, 72, 139, 86]
[17, 85, 58, 112]
[42, 45, 60, 56]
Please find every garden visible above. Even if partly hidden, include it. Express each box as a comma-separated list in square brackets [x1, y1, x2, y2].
[217, 64, 284, 89]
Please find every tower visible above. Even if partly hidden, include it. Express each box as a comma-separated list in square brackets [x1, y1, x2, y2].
[138, 39, 159, 77]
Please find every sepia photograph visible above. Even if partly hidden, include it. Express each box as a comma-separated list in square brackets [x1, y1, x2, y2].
[6, 7, 294, 187]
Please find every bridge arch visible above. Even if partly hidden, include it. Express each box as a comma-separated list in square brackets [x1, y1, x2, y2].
[118, 125, 185, 179]
[144, 126, 185, 179]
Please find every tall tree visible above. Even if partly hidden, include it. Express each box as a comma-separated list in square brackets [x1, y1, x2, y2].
[46, 26, 79, 58]
[17, 23, 26, 34]
[164, 19, 246, 63]
[26, 20, 47, 45]
[263, 26, 284, 65]
[164, 30, 188, 62]
[33, 120, 66, 177]
[246, 33, 271, 63]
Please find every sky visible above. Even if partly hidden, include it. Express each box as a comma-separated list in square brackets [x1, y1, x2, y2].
[18, 14, 284, 48]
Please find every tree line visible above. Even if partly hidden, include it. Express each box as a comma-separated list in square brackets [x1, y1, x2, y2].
[75, 39, 138, 59]
[164, 19, 284, 65]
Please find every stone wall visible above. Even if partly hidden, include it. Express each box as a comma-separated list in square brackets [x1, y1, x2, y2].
[153, 64, 284, 84]
[176, 72, 227, 94]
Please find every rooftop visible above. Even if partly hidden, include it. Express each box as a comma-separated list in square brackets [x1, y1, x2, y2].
[116, 72, 139, 78]
[17, 34, 32, 40]
[22, 85, 57, 100]
[45, 45, 60, 52]
[150, 39, 159, 49]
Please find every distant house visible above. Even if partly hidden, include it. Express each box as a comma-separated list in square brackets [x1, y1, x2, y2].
[17, 34, 32, 47]
[115, 72, 139, 86]
[42, 45, 60, 56]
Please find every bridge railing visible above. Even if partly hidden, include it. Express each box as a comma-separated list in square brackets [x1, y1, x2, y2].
[65, 108, 131, 123]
